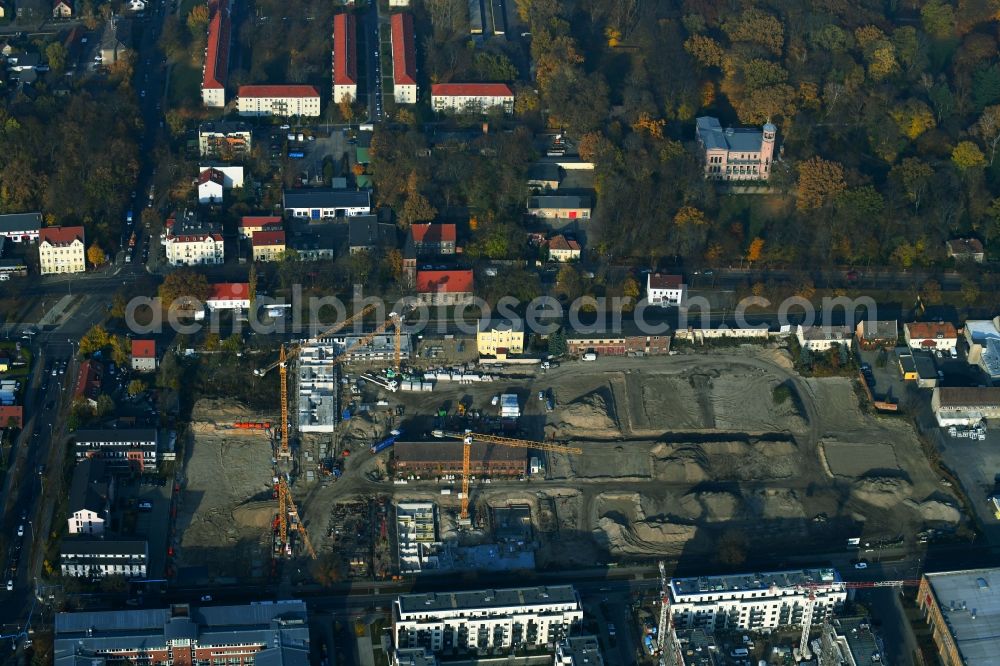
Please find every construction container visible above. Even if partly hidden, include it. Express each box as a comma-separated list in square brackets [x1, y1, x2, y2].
[421, 382, 434, 391]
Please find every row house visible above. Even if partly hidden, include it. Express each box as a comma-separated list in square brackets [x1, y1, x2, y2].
[333, 12, 358, 103]
[200, 0, 230, 107]
[237, 84, 321, 117]
[430, 83, 513, 114]
[391, 13, 417, 103]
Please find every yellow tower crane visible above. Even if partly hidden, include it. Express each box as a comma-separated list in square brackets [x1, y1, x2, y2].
[277, 476, 317, 559]
[433, 431, 583, 521]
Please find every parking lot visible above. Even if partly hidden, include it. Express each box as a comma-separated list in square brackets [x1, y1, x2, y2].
[267, 128, 349, 186]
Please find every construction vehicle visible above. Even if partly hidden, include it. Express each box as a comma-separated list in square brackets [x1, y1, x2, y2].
[432, 430, 582, 521]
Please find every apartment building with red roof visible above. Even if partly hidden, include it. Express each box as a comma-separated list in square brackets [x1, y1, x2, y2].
[390, 13, 417, 103]
[201, 0, 231, 107]
[430, 82, 513, 114]
[38, 225, 86, 275]
[238, 215, 282, 240]
[207, 282, 250, 310]
[252, 229, 286, 262]
[333, 12, 358, 103]
[415, 269, 474, 306]
[130, 340, 157, 373]
[237, 85, 321, 117]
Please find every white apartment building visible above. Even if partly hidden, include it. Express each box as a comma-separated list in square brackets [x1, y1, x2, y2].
[396, 502, 441, 574]
[393, 586, 582, 654]
[67, 459, 111, 536]
[60, 539, 148, 579]
[38, 226, 86, 275]
[199, 164, 245, 189]
[646, 273, 685, 307]
[696, 116, 776, 181]
[237, 85, 322, 117]
[667, 568, 846, 633]
[430, 83, 514, 113]
[163, 213, 224, 266]
[796, 325, 853, 352]
[391, 13, 417, 104]
[333, 12, 358, 103]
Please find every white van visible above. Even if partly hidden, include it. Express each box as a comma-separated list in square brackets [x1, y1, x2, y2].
[582, 352, 597, 361]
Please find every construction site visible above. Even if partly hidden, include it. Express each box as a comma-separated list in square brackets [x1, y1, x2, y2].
[173, 319, 965, 581]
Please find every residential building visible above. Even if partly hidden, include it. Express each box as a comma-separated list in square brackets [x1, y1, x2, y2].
[904, 321, 959, 351]
[237, 84, 321, 117]
[391, 13, 417, 104]
[0, 212, 41, 242]
[430, 83, 514, 114]
[296, 341, 338, 433]
[668, 568, 846, 633]
[60, 539, 147, 579]
[164, 212, 224, 266]
[6, 52, 41, 72]
[527, 163, 562, 191]
[695, 116, 776, 181]
[67, 459, 112, 536]
[54, 601, 310, 665]
[329, 333, 412, 363]
[0, 259, 27, 278]
[965, 318, 1000, 380]
[253, 229, 287, 261]
[198, 163, 244, 189]
[198, 121, 252, 159]
[394, 439, 526, 478]
[0, 405, 23, 428]
[72, 428, 159, 472]
[409, 223, 457, 255]
[333, 12, 358, 103]
[931, 387, 1000, 427]
[239, 215, 282, 240]
[197, 167, 225, 204]
[389, 0, 409, 5]
[38, 226, 85, 275]
[547, 234, 581, 262]
[393, 585, 582, 654]
[288, 225, 338, 260]
[200, 0, 230, 107]
[207, 282, 250, 311]
[555, 636, 604, 666]
[918, 568, 1000, 666]
[348, 215, 395, 254]
[855, 319, 899, 349]
[99, 16, 132, 64]
[393, 647, 439, 666]
[566, 331, 670, 357]
[73, 359, 104, 407]
[396, 502, 439, 574]
[527, 195, 591, 220]
[947, 238, 985, 263]
[796, 325, 853, 352]
[819, 617, 883, 666]
[130, 339, 156, 372]
[52, 0, 72, 18]
[477, 321, 525, 357]
[416, 269, 474, 306]
[646, 273, 685, 307]
[283, 188, 372, 218]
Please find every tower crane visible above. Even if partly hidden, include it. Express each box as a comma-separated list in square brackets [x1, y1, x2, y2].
[276, 476, 317, 559]
[432, 430, 582, 521]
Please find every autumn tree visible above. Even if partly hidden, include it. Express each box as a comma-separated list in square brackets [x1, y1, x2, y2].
[385, 248, 404, 282]
[972, 106, 1000, 165]
[127, 379, 148, 397]
[186, 4, 209, 35]
[683, 34, 724, 68]
[399, 172, 437, 228]
[45, 42, 68, 73]
[158, 269, 211, 310]
[338, 93, 354, 123]
[79, 324, 111, 356]
[796, 157, 846, 211]
[891, 158, 933, 214]
[746, 238, 765, 265]
[722, 8, 783, 55]
[890, 99, 936, 140]
[952, 141, 987, 170]
[110, 335, 130, 366]
[87, 243, 106, 267]
[674, 206, 707, 226]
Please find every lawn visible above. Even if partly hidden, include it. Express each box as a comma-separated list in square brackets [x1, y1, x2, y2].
[169, 62, 202, 108]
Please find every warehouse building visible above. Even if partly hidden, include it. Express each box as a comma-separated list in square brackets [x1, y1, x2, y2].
[566, 331, 670, 357]
[667, 568, 846, 632]
[918, 568, 1000, 666]
[54, 600, 310, 666]
[393, 585, 582, 654]
[931, 386, 1000, 427]
[393, 440, 526, 478]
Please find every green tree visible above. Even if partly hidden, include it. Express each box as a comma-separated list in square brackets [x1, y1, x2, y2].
[891, 158, 934, 214]
[157, 353, 182, 390]
[921, 0, 955, 39]
[186, 4, 209, 35]
[45, 42, 68, 73]
[127, 379, 148, 397]
[110, 335, 129, 366]
[547, 328, 567, 357]
[95, 394, 115, 418]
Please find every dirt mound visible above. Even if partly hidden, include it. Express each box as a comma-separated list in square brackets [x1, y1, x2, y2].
[652, 439, 800, 482]
[904, 499, 961, 524]
[745, 488, 806, 519]
[678, 491, 742, 522]
[232, 500, 279, 528]
[852, 476, 912, 508]
[546, 388, 618, 438]
[192, 398, 256, 424]
[593, 516, 696, 557]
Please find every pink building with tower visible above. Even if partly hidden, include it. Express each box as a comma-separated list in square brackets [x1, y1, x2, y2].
[696, 117, 776, 181]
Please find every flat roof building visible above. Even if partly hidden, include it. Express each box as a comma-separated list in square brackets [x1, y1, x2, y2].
[394, 439, 526, 478]
[918, 568, 1000, 666]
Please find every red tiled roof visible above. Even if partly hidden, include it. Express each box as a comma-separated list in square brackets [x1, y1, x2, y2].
[391, 13, 416, 86]
[253, 229, 286, 246]
[431, 83, 513, 98]
[209, 282, 250, 301]
[947, 238, 984, 254]
[416, 270, 473, 294]
[333, 12, 357, 86]
[240, 215, 282, 228]
[131, 339, 155, 359]
[202, 0, 230, 90]
[198, 168, 225, 186]
[410, 223, 456, 244]
[238, 85, 319, 99]
[74, 359, 103, 401]
[548, 235, 580, 252]
[906, 322, 958, 341]
[0, 406, 22, 428]
[39, 225, 84, 246]
[648, 273, 682, 289]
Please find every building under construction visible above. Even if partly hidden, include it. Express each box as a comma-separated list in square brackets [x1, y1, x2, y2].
[393, 440, 526, 478]
[330, 333, 412, 363]
[297, 342, 339, 433]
